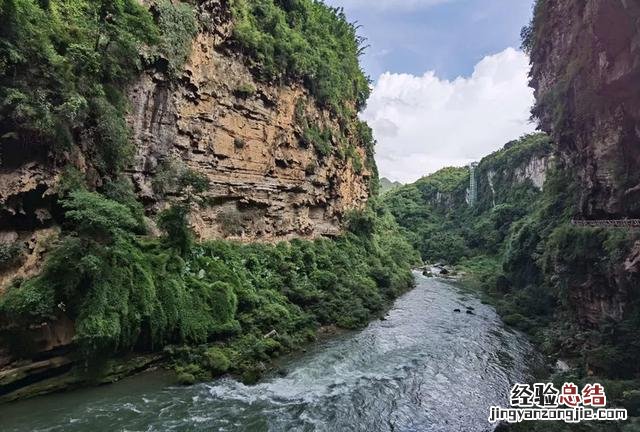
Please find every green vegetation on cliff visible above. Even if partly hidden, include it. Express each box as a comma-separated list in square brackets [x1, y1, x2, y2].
[0, 185, 418, 382]
[0, 0, 197, 173]
[230, 1, 379, 188]
[230, 0, 370, 115]
[383, 132, 640, 425]
[384, 133, 553, 265]
[0, 0, 372, 177]
[0, 0, 412, 394]
[384, 165, 469, 263]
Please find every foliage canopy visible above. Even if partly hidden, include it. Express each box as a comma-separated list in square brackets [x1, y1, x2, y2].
[230, 0, 370, 115]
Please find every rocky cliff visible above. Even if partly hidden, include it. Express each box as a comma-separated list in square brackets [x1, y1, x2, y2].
[0, 0, 378, 400]
[128, 3, 370, 242]
[525, 0, 640, 331]
[0, 0, 372, 291]
[473, 134, 553, 211]
[528, 0, 640, 218]
[382, 133, 553, 265]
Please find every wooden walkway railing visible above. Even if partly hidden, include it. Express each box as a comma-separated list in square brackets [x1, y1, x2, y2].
[571, 219, 640, 228]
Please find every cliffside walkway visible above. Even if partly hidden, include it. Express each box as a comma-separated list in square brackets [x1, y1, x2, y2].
[571, 219, 640, 228]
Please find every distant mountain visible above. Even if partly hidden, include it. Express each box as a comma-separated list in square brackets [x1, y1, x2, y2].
[379, 177, 403, 193]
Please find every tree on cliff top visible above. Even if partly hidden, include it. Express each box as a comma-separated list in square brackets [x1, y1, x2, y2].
[230, 0, 370, 116]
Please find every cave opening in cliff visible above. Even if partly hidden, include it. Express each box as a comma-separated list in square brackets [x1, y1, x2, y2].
[0, 137, 50, 171]
[0, 185, 64, 232]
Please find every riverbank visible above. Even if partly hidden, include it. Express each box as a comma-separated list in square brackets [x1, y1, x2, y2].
[382, 138, 640, 430]
[0, 208, 420, 402]
[447, 257, 640, 431]
[0, 273, 542, 431]
[0, 325, 351, 404]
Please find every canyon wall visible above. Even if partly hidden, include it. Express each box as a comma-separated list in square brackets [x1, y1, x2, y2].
[474, 136, 552, 212]
[127, 5, 370, 242]
[0, 0, 374, 398]
[528, 0, 640, 218]
[527, 0, 640, 327]
[0, 0, 372, 292]
[408, 134, 553, 214]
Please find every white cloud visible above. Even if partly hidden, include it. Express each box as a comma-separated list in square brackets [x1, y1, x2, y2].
[362, 47, 537, 183]
[324, 0, 455, 11]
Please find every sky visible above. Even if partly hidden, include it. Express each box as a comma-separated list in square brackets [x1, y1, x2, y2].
[324, 0, 538, 183]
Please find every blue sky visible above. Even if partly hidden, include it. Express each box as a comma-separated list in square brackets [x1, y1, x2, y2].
[324, 0, 538, 182]
[326, 0, 535, 81]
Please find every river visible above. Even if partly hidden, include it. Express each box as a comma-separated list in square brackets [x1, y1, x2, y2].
[0, 272, 541, 432]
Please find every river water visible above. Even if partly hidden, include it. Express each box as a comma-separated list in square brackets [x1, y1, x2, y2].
[0, 272, 541, 432]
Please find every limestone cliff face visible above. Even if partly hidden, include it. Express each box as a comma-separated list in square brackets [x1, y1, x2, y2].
[0, 1, 372, 398]
[416, 145, 552, 214]
[477, 153, 551, 209]
[128, 29, 370, 241]
[528, 0, 640, 326]
[0, 1, 371, 293]
[529, 0, 640, 218]
[472, 135, 553, 212]
[513, 156, 549, 190]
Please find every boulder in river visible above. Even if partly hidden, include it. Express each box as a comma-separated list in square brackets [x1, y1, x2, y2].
[555, 359, 571, 373]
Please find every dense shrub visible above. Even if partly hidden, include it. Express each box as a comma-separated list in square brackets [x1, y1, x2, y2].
[153, 161, 210, 198]
[304, 161, 317, 175]
[420, 231, 469, 264]
[158, 204, 193, 254]
[151, 0, 197, 75]
[0, 0, 198, 174]
[0, 242, 23, 270]
[0, 0, 160, 172]
[346, 207, 376, 237]
[0, 192, 241, 359]
[102, 177, 147, 230]
[234, 83, 256, 98]
[0, 191, 418, 382]
[203, 346, 231, 374]
[173, 209, 418, 382]
[351, 152, 363, 174]
[301, 123, 332, 157]
[229, 0, 370, 115]
[542, 225, 636, 310]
